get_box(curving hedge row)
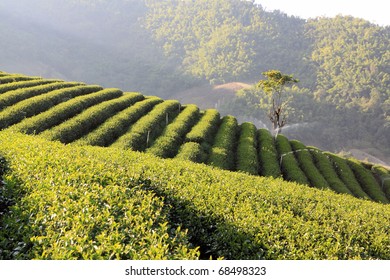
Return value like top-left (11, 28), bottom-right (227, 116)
top-left (111, 100), bottom-right (181, 151)
top-left (289, 140), bottom-right (330, 190)
top-left (39, 90), bottom-right (142, 144)
top-left (257, 129), bottom-right (281, 178)
top-left (0, 85), bottom-right (102, 130)
top-left (0, 81), bottom-right (83, 110)
top-left (0, 75), bottom-right (40, 84)
top-left (308, 148), bottom-right (352, 195)
top-left (207, 115), bottom-right (238, 171)
top-left (146, 105), bottom-right (200, 158)
top-left (346, 159), bottom-right (389, 204)
top-left (275, 135), bottom-right (309, 185)
top-left (325, 153), bottom-right (370, 200)
top-left (75, 97), bottom-right (163, 147)
top-left (371, 165), bottom-right (390, 200)
top-left (236, 122), bottom-right (259, 175)
top-left (175, 142), bottom-right (205, 163)
top-left (0, 79), bottom-right (63, 95)
top-left (11, 88), bottom-right (128, 135)
top-left (184, 109), bottom-right (221, 144)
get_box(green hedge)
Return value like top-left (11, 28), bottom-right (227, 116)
top-left (0, 132), bottom-right (199, 260)
top-left (371, 165), bottom-right (390, 200)
top-left (111, 100), bottom-right (181, 151)
top-left (146, 105), bottom-right (200, 158)
top-left (39, 90), bottom-right (142, 144)
top-left (275, 135), bottom-right (309, 185)
top-left (11, 88), bottom-right (128, 135)
top-left (236, 122), bottom-right (259, 175)
top-left (325, 153), bottom-right (371, 200)
top-left (257, 129), bottom-right (281, 178)
top-left (175, 142), bottom-right (206, 163)
top-left (346, 159), bottom-right (389, 204)
top-left (308, 148), bottom-right (352, 195)
top-left (290, 140), bottom-right (330, 190)
top-left (0, 85), bottom-right (102, 129)
top-left (184, 109), bottom-right (221, 144)
top-left (1, 131), bottom-right (389, 259)
top-left (0, 75), bottom-right (40, 84)
top-left (0, 81), bottom-right (83, 110)
top-left (75, 97), bottom-right (163, 147)
top-left (0, 79), bottom-right (63, 95)
top-left (207, 115), bottom-right (238, 171)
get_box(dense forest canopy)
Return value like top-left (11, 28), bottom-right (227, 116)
top-left (0, 0), bottom-right (389, 159)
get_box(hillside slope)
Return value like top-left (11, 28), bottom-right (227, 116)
top-left (0, 131), bottom-right (389, 259)
top-left (0, 71), bottom-right (389, 204)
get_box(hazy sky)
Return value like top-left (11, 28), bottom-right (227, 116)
top-left (256, 0), bottom-right (389, 26)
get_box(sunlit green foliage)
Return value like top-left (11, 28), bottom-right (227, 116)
top-left (290, 140), bottom-right (330, 190)
top-left (308, 147), bottom-right (352, 195)
top-left (346, 159), bottom-right (389, 204)
top-left (0, 132), bottom-right (199, 260)
top-left (111, 100), bottom-right (181, 151)
top-left (11, 89), bottom-right (130, 135)
top-left (0, 79), bottom-right (62, 95)
top-left (0, 81), bottom-right (83, 110)
top-left (257, 129), bottom-right (281, 178)
top-left (175, 142), bottom-right (205, 163)
top-left (275, 134), bottom-right (309, 185)
top-left (75, 97), bottom-right (163, 147)
top-left (371, 165), bottom-right (390, 200)
top-left (1, 131), bottom-right (389, 260)
top-left (326, 153), bottom-right (371, 200)
top-left (38, 89), bottom-right (130, 143)
top-left (0, 74), bottom-right (40, 84)
top-left (146, 104), bottom-right (200, 158)
top-left (236, 122), bottom-right (259, 175)
top-left (0, 85), bottom-right (102, 129)
top-left (207, 115), bottom-right (238, 170)
top-left (184, 109), bottom-right (220, 144)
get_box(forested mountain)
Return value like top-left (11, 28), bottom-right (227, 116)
top-left (0, 0), bottom-right (389, 160)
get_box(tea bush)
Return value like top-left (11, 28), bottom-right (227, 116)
top-left (175, 142), bottom-right (206, 163)
top-left (0, 85), bottom-right (102, 129)
top-left (184, 109), bottom-right (220, 144)
top-left (308, 148), bottom-right (352, 195)
top-left (0, 81), bottom-right (83, 110)
top-left (0, 74), bottom-right (39, 84)
top-left (147, 105), bottom-right (200, 158)
top-left (371, 165), bottom-right (390, 200)
top-left (207, 115), bottom-right (238, 171)
top-left (0, 79), bottom-right (63, 95)
top-left (75, 97), bottom-right (162, 147)
top-left (275, 135), bottom-right (309, 185)
top-left (290, 140), bottom-right (330, 190)
top-left (12, 89), bottom-right (130, 135)
top-left (38, 91), bottom-right (143, 143)
top-left (257, 129), bottom-right (281, 178)
top-left (326, 153), bottom-right (371, 199)
top-left (347, 159), bottom-right (389, 204)
top-left (236, 122), bottom-right (259, 175)
top-left (1, 131), bottom-right (389, 259)
top-left (111, 100), bottom-right (180, 151)
top-left (0, 132), bottom-right (199, 260)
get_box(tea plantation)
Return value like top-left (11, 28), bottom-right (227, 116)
top-left (0, 71), bottom-right (389, 259)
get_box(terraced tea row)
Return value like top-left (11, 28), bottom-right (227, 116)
top-left (0, 72), bottom-right (388, 204)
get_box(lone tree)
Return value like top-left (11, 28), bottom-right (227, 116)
top-left (256, 70), bottom-right (299, 136)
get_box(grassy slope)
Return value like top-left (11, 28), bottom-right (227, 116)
top-left (0, 131), bottom-right (389, 260)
